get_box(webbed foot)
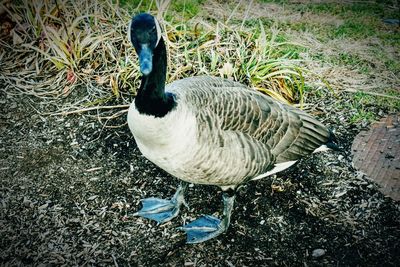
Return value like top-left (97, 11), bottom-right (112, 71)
top-left (180, 215), bottom-right (225, 243)
top-left (180, 193), bottom-right (236, 244)
top-left (134, 182), bottom-right (188, 224)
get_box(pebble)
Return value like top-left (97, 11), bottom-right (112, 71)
top-left (23, 197), bottom-right (32, 207)
top-left (312, 248), bottom-right (326, 258)
top-left (88, 195), bottom-right (98, 201)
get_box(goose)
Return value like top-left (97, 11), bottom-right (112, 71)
top-left (127, 13), bottom-right (338, 244)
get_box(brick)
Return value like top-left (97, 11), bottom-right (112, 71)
top-left (351, 114), bottom-right (400, 201)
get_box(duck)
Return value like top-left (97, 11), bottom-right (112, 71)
top-left (127, 13), bottom-right (338, 244)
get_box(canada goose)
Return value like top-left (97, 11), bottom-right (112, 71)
top-left (127, 13), bottom-right (338, 244)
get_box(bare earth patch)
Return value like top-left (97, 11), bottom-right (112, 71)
top-left (1, 89), bottom-right (399, 266)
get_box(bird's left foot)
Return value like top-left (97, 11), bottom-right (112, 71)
top-left (180, 215), bottom-right (227, 244)
top-left (134, 197), bottom-right (182, 223)
top-left (134, 182), bottom-right (188, 224)
top-left (180, 193), bottom-right (236, 244)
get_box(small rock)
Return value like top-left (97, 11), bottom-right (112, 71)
top-left (88, 195), bottom-right (98, 201)
top-left (23, 197), bottom-right (32, 207)
top-left (312, 248), bottom-right (326, 258)
top-left (38, 203), bottom-right (49, 210)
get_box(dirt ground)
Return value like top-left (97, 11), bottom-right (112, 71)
top-left (1, 87), bottom-right (399, 266)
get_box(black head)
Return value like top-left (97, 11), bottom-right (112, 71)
top-left (128, 13), bottom-right (162, 75)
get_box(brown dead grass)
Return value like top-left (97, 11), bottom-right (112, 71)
top-left (289, 31), bottom-right (399, 92)
top-left (202, 0), bottom-right (399, 96)
top-left (203, 1), bottom-right (344, 27)
top-left (1, 0), bottom-right (309, 113)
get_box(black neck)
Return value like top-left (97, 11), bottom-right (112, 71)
top-left (135, 39), bottom-right (176, 117)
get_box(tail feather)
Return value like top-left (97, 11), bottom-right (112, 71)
top-left (326, 130), bottom-right (341, 151)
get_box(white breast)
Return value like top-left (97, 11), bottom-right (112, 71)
top-left (127, 100), bottom-right (198, 177)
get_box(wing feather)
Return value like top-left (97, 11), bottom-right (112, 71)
top-left (167, 76), bottom-right (330, 167)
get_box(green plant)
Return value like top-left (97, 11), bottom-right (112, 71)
top-left (0, 0), bottom-right (321, 107)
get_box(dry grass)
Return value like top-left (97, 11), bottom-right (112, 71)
top-left (0, 0), bottom-right (309, 114)
top-left (1, 0), bottom-right (398, 114)
top-left (288, 32), bottom-right (400, 95)
top-left (165, 18), bottom-right (306, 104)
top-left (1, 0), bottom-right (135, 103)
top-left (204, 1), bottom-right (399, 104)
top-left (203, 1), bottom-right (344, 28)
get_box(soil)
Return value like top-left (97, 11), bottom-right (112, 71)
top-left (1, 88), bottom-right (399, 266)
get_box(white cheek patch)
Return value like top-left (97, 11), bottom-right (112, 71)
top-left (154, 17), bottom-right (162, 47)
top-left (127, 19), bottom-right (132, 43)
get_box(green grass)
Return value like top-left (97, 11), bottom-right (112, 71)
top-left (264, 0), bottom-right (400, 82)
top-left (310, 51), bottom-right (374, 75)
top-left (118, 0), bottom-right (156, 12)
top-left (232, 20), bottom-right (309, 60)
top-left (354, 90), bottom-right (400, 108)
top-left (379, 31), bottom-right (400, 47)
top-left (261, 0), bottom-right (397, 26)
top-left (171, 0), bottom-right (205, 18)
top-left (349, 92), bottom-right (378, 123)
top-left (350, 110), bottom-right (376, 124)
top-left (280, 1), bottom-right (399, 43)
top-left (285, 18), bottom-right (380, 41)
top-left (119, 0), bottom-right (204, 19)
top-left (333, 53), bottom-right (372, 74)
top-left (330, 20), bottom-right (377, 39)
top-left (293, 1), bottom-right (398, 18)
top-left (342, 91), bottom-right (400, 124)
top-left (259, 0), bottom-right (289, 4)
top-left (385, 59), bottom-right (400, 73)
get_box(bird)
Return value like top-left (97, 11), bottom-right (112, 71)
top-left (127, 13), bottom-right (338, 244)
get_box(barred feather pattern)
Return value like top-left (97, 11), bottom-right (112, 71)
top-left (128, 76), bottom-right (330, 188)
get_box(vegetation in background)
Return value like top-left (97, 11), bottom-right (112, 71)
top-left (0, 0), bottom-right (398, 115)
top-left (264, 0), bottom-right (400, 117)
top-left (0, 0), bottom-right (310, 108)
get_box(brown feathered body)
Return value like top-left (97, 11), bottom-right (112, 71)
top-left (128, 76), bottom-right (331, 190)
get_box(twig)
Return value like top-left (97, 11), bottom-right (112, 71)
top-left (240, 0), bottom-right (253, 30)
top-left (49, 104), bottom-right (130, 116)
top-left (226, 0), bottom-right (244, 25)
top-left (97, 112), bottom-right (129, 120)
